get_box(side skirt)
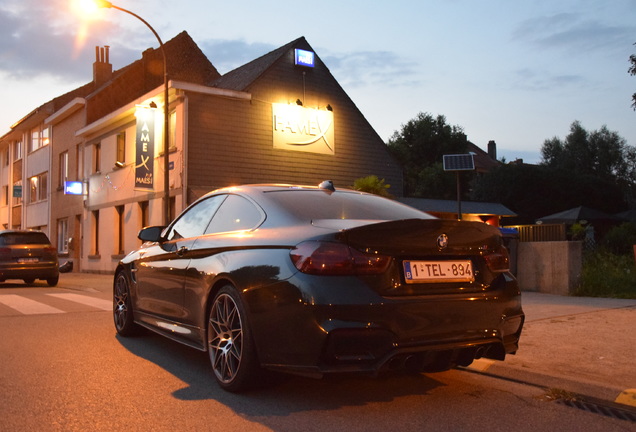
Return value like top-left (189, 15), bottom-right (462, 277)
top-left (135, 311), bottom-right (206, 352)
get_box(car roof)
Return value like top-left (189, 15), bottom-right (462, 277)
top-left (209, 183), bottom-right (349, 194)
top-left (0, 229), bottom-right (47, 235)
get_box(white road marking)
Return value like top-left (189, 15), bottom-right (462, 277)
top-left (46, 293), bottom-right (112, 311)
top-left (0, 295), bottom-right (65, 315)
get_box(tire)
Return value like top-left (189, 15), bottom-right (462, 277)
top-left (47, 276), bottom-right (59, 287)
top-left (208, 284), bottom-right (261, 392)
top-left (113, 271), bottom-right (139, 336)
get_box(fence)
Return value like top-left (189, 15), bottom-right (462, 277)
top-left (504, 224), bottom-right (566, 242)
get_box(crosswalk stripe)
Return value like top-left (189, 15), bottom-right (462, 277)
top-left (45, 293), bottom-right (112, 311)
top-left (0, 294), bottom-right (65, 315)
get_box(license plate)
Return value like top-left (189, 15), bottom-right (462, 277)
top-left (18, 258), bottom-right (39, 264)
top-left (403, 260), bottom-right (474, 283)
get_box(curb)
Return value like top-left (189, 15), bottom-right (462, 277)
top-left (463, 359), bottom-right (636, 411)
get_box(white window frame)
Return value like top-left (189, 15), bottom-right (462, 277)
top-left (28, 173), bottom-right (48, 203)
top-left (59, 151), bottom-right (69, 188)
top-left (57, 218), bottom-right (69, 254)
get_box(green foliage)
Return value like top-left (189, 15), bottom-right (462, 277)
top-left (387, 112), bottom-right (470, 199)
top-left (544, 121), bottom-right (636, 209)
top-left (601, 222), bottom-right (636, 255)
top-left (575, 250), bottom-right (636, 298)
top-left (569, 223), bottom-right (586, 240)
top-left (472, 120), bottom-right (635, 222)
top-left (412, 163), bottom-right (458, 200)
top-left (352, 175), bottom-right (391, 197)
top-left (470, 163), bottom-right (626, 223)
top-left (540, 121), bottom-right (636, 201)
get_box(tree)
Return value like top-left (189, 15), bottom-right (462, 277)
top-left (630, 43), bottom-right (636, 110)
top-left (472, 121), bottom-right (635, 222)
top-left (541, 121), bottom-right (630, 183)
top-left (352, 175), bottom-right (391, 197)
top-left (470, 163), bottom-right (626, 223)
top-left (387, 112), bottom-right (469, 198)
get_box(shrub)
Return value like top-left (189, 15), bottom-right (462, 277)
top-left (352, 175), bottom-right (392, 197)
top-left (575, 250), bottom-right (636, 298)
top-left (601, 222), bottom-right (636, 255)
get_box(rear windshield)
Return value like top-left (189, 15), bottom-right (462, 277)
top-left (0, 232), bottom-right (51, 246)
top-left (263, 190), bottom-right (434, 221)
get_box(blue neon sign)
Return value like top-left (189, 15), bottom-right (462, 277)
top-left (64, 181), bottom-right (83, 195)
top-left (295, 49), bottom-right (315, 68)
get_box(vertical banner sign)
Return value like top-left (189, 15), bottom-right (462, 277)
top-left (135, 107), bottom-right (155, 189)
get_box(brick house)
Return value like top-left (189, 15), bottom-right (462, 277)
top-left (0, 32), bottom-right (403, 273)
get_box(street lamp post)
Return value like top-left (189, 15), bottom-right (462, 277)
top-left (93, 0), bottom-right (171, 225)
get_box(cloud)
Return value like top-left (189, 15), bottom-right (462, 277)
top-left (513, 68), bottom-right (586, 92)
top-left (513, 12), bottom-right (633, 55)
top-left (321, 50), bottom-right (421, 89)
top-left (197, 39), bottom-right (421, 89)
top-left (0, 0), bottom-right (152, 82)
top-left (198, 39), bottom-right (276, 74)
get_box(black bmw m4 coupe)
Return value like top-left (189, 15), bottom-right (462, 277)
top-left (113, 182), bottom-right (524, 392)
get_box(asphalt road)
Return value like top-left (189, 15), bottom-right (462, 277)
top-left (0, 277), bottom-right (634, 431)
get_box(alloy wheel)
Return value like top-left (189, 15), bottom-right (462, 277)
top-left (113, 273), bottom-right (135, 335)
top-left (208, 293), bottom-right (243, 384)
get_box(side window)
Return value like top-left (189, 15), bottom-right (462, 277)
top-left (205, 195), bottom-right (263, 234)
top-left (167, 195), bottom-right (225, 241)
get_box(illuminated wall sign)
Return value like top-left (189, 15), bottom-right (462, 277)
top-left (134, 107), bottom-right (155, 189)
top-left (64, 181), bottom-right (83, 195)
top-left (294, 49), bottom-right (315, 67)
top-left (272, 103), bottom-right (334, 155)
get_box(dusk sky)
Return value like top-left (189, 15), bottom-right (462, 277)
top-left (1, 0), bottom-right (635, 164)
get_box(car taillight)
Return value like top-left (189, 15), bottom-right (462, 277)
top-left (290, 241), bottom-right (391, 275)
top-left (483, 245), bottom-right (510, 272)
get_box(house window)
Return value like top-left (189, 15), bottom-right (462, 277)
top-left (139, 200), bottom-right (148, 227)
top-left (138, 201), bottom-right (148, 245)
top-left (91, 210), bottom-right (99, 256)
top-left (116, 205), bottom-right (124, 255)
top-left (57, 218), bottom-right (69, 254)
top-left (59, 151), bottom-right (69, 188)
top-left (2, 185), bottom-right (8, 206)
top-left (116, 132), bottom-right (126, 165)
top-left (13, 141), bottom-right (22, 161)
top-left (76, 144), bottom-right (83, 180)
top-left (3, 147), bottom-right (9, 166)
top-left (169, 196), bottom-right (176, 223)
top-left (28, 173), bottom-right (48, 203)
top-left (29, 126), bottom-right (50, 153)
top-left (93, 143), bottom-right (101, 174)
top-left (170, 110), bottom-right (177, 150)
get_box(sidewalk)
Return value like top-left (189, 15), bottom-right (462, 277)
top-left (466, 291), bottom-right (636, 410)
top-left (59, 272), bottom-right (636, 408)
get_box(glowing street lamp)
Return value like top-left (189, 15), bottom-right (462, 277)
top-left (86, 0), bottom-right (171, 225)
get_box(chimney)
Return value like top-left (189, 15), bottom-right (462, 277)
top-left (487, 140), bottom-right (497, 160)
top-left (93, 45), bottom-right (113, 87)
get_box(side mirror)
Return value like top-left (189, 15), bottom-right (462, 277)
top-left (138, 226), bottom-right (166, 242)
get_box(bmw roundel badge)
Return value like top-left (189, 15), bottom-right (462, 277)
top-left (437, 233), bottom-right (449, 249)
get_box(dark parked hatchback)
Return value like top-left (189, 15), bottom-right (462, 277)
top-left (0, 230), bottom-right (59, 286)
